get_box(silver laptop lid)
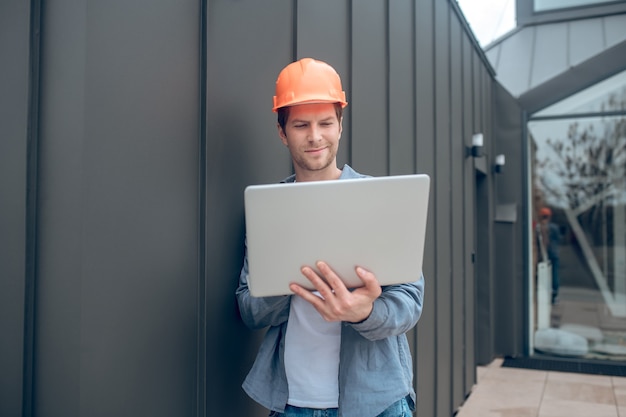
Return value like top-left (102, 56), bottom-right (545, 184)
top-left (244, 174), bottom-right (430, 297)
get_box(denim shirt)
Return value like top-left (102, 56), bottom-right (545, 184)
top-left (236, 165), bottom-right (425, 417)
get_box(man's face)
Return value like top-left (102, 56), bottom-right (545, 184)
top-left (278, 103), bottom-right (342, 179)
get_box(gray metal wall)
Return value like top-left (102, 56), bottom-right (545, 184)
top-left (0, 1), bottom-right (31, 416)
top-left (493, 83), bottom-right (525, 357)
top-left (0, 1), bottom-right (523, 416)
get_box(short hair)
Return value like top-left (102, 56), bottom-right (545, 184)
top-left (277, 103), bottom-right (344, 132)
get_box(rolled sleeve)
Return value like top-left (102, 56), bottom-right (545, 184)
top-left (350, 276), bottom-right (424, 340)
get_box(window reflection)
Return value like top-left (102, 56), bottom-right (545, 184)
top-left (529, 74), bottom-right (626, 360)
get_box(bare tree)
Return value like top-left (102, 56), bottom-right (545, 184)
top-left (535, 88), bottom-right (626, 217)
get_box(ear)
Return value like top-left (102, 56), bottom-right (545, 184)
top-left (277, 123), bottom-right (288, 146)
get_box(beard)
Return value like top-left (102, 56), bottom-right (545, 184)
top-left (291, 145), bottom-right (338, 174)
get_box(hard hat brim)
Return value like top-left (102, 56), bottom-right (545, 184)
top-left (272, 96), bottom-right (348, 113)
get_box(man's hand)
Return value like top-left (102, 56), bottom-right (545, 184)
top-left (289, 261), bottom-right (382, 323)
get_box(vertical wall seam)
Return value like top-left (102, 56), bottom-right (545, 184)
top-left (291, 0), bottom-right (298, 177)
top-left (22, 1), bottom-right (43, 416)
top-left (348, 0), bottom-right (354, 166)
top-left (447, 5), bottom-right (456, 412)
top-left (412, 0), bottom-right (417, 174)
top-left (431, 0), bottom-right (438, 414)
top-left (197, 0), bottom-right (208, 416)
top-left (386, 0), bottom-right (390, 176)
top-left (459, 23), bottom-right (465, 396)
top-left (292, 0), bottom-right (298, 60)
top-left (447, 4), bottom-right (453, 409)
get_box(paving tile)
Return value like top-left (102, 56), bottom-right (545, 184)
top-left (548, 369), bottom-right (619, 409)
top-left (613, 377), bottom-right (626, 388)
top-left (538, 399), bottom-right (618, 417)
top-left (548, 370), bottom-right (613, 386)
top-left (456, 404), bottom-right (538, 417)
top-left (482, 366), bottom-right (548, 384)
top-left (476, 366), bottom-right (490, 382)
top-left (455, 377), bottom-right (545, 416)
top-left (543, 378), bottom-right (616, 405)
top-left (457, 362), bottom-right (624, 417)
top-left (614, 385), bottom-right (626, 407)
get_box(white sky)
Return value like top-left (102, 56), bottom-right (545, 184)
top-left (457, 0), bottom-right (517, 46)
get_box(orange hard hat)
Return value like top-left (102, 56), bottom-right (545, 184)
top-left (272, 58), bottom-right (348, 112)
top-left (540, 207), bottom-right (552, 217)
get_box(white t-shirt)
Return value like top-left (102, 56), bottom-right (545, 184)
top-left (284, 294), bottom-right (341, 408)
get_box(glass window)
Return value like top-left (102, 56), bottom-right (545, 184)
top-left (534, 0), bottom-right (614, 12)
top-left (529, 108), bottom-right (626, 360)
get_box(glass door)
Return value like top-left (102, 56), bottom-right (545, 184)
top-left (528, 70), bottom-right (626, 360)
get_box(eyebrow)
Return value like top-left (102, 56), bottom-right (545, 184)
top-left (290, 116), bottom-right (336, 124)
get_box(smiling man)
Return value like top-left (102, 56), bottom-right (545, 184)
top-left (236, 58), bottom-right (425, 417)
top-left (278, 102), bottom-right (342, 181)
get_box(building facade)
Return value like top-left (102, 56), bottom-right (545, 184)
top-left (1, 1), bottom-right (524, 416)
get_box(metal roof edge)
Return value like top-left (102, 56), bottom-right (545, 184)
top-left (450, 0), bottom-right (497, 77)
top-left (485, 10), bottom-right (626, 52)
top-left (518, 40), bottom-right (626, 113)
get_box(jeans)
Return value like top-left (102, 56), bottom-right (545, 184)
top-left (269, 397), bottom-right (411, 417)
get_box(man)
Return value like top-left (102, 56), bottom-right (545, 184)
top-left (539, 207), bottom-right (561, 304)
top-left (236, 58), bottom-right (425, 417)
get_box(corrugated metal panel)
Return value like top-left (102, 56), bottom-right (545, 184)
top-left (495, 26), bottom-right (536, 97)
top-left (35, 1), bottom-right (201, 416)
top-left (434, 0), bottom-right (453, 414)
top-left (530, 23), bottom-right (569, 88)
top-left (414, 0), bottom-right (437, 415)
top-left (462, 33), bottom-right (478, 401)
top-left (351, 0), bottom-right (388, 176)
top-left (486, 13), bottom-right (626, 110)
top-left (0, 1), bottom-right (30, 416)
top-left (296, 0), bottom-right (352, 168)
top-left (569, 18), bottom-right (605, 66)
top-left (450, 10), bottom-right (467, 411)
top-left (205, 1), bottom-right (294, 415)
top-left (389, 0), bottom-right (416, 175)
top-left (604, 13), bottom-right (626, 47)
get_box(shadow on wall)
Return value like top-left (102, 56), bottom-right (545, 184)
top-left (205, 106), bottom-right (275, 415)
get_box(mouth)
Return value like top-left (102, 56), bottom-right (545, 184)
top-left (305, 146), bottom-right (327, 154)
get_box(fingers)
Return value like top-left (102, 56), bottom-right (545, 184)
top-left (315, 261), bottom-right (349, 295)
top-left (289, 282), bottom-right (324, 307)
top-left (292, 262), bottom-right (381, 323)
top-left (298, 262), bottom-right (379, 295)
top-left (355, 266), bottom-right (382, 297)
top-left (289, 263), bottom-right (334, 306)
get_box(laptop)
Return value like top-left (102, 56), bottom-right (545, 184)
top-left (243, 174), bottom-right (430, 297)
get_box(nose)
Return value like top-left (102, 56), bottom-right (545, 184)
top-left (308, 124), bottom-right (322, 142)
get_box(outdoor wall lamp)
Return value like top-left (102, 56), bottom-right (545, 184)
top-left (466, 133), bottom-right (483, 158)
top-left (494, 154), bottom-right (506, 173)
